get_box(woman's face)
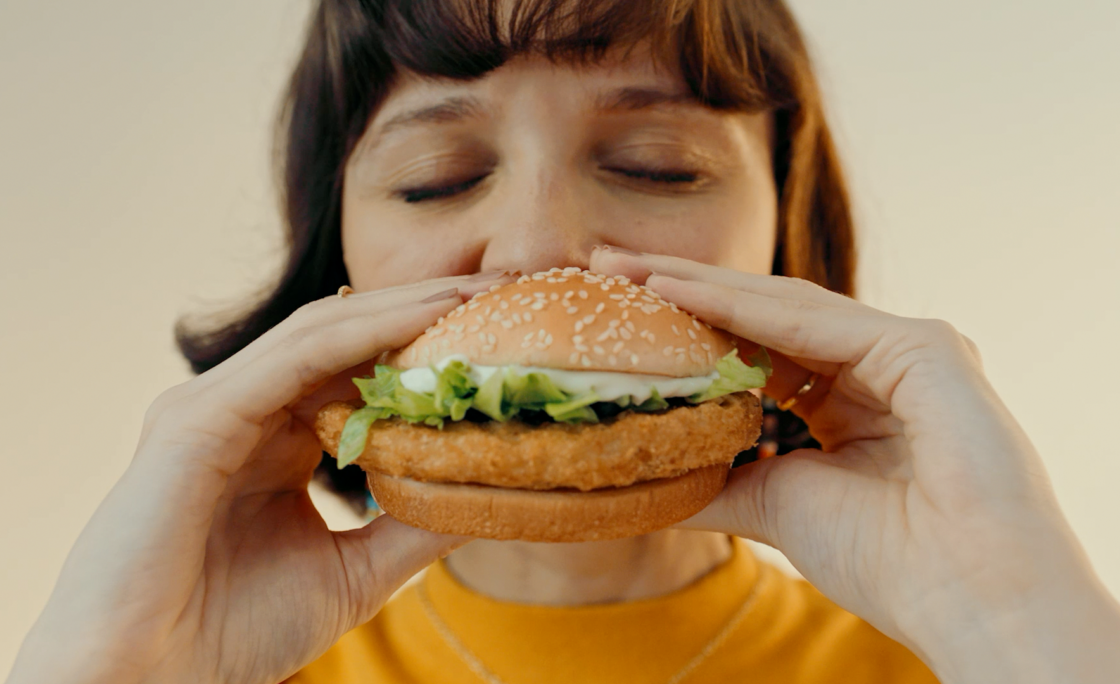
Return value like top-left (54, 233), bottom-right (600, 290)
top-left (341, 46), bottom-right (778, 289)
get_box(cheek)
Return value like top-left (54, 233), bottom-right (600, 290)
top-left (340, 197), bottom-right (483, 291)
top-left (602, 193), bottom-right (778, 276)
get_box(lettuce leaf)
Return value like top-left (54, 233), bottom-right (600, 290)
top-left (687, 347), bottom-right (772, 403)
top-left (336, 349), bottom-right (771, 468)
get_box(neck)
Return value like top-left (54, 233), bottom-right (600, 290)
top-left (444, 530), bottom-right (732, 605)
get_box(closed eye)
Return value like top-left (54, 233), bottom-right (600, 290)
top-left (605, 167), bottom-right (701, 184)
top-left (396, 174), bottom-right (488, 203)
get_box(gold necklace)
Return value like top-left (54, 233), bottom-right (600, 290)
top-left (416, 564), bottom-right (771, 684)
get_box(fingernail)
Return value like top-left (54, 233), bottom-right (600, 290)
top-left (421, 288), bottom-right (461, 303)
top-left (603, 244), bottom-right (643, 256)
top-left (467, 270), bottom-right (509, 282)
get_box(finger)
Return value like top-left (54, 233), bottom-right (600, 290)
top-left (215, 295), bottom-right (465, 426)
top-left (589, 246), bottom-right (864, 310)
top-left (333, 516), bottom-right (470, 631)
top-left (193, 271), bottom-right (517, 391)
top-left (644, 274), bottom-right (885, 366)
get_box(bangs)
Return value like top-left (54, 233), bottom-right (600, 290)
top-left (370, 0), bottom-right (794, 111)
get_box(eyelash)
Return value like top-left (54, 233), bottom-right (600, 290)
top-left (397, 167), bottom-right (700, 203)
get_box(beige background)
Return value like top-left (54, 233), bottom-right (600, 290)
top-left (2, 0), bottom-right (1118, 674)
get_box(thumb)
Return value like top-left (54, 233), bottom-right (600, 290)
top-left (675, 459), bottom-right (784, 548)
top-left (332, 515), bottom-right (470, 630)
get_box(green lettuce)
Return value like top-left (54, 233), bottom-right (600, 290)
top-left (336, 349), bottom-right (771, 467)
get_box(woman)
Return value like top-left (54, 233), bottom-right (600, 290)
top-left (8, 1), bottom-right (1119, 683)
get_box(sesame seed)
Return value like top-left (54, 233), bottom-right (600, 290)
top-left (524, 312), bottom-right (533, 322)
top-left (600, 284), bottom-right (610, 291)
top-left (478, 333), bottom-right (488, 342)
top-left (567, 306), bottom-right (579, 314)
top-left (512, 313), bottom-right (522, 324)
top-left (613, 341), bottom-right (625, 353)
top-left (565, 291), bottom-right (575, 299)
top-left (619, 328), bottom-right (632, 340)
top-left (641, 295), bottom-right (656, 303)
top-left (593, 345), bottom-right (605, 355)
top-left (621, 310), bottom-right (630, 320)
top-left (534, 292), bottom-right (546, 298)
top-left (624, 321), bottom-right (635, 332)
top-left (490, 312), bottom-right (502, 322)
top-left (518, 275), bottom-right (531, 284)
top-left (669, 303), bottom-right (680, 313)
top-left (538, 329), bottom-right (547, 338)
top-left (583, 314), bottom-right (595, 325)
top-left (608, 355), bottom-right (618, 366)
top-left (530, 301), bottom-right (546, 311)
top-left (630, 353), bottom-right (640, 365)
top-left (499, 300), bottom-right (509, 310)
top-left (595, 302), bottom-right (606, 313)
top-left (677, 353), bottom-right (687, 362)
top-left (575, 321), bottom-right (585, 333)
top-left (563, 266), bottom-right (581, 274)
top-left (692, 319), bottom-right (702, 330)
top-left (549, 267), bottom-right (562, 273)
top-left (487, 333), bottom-right (496, 344)
top-left (521, 340), bottom-right (533, 349)
top-left (605, 277), bottom-right (616, 286)
top-left (468, 302), bottom-right (480, 310)
top-left (437, 316), bottom-right (445, 324)
top-left (524, 332), bottom-right (535, 341)
top-left (578, 290), bottom-right (589, 299)
top-left (701, 342), bottom-right (711, 350)
top-left (489, 284), bottom-right (501, 292)
top-left (626, 293), bottom-right (637, 299)
top-left (569, 352), bottom-right (580, 364)
top-left (663, 346), bottom-right (673, 356)
top-left (596, 330), bottom-right (612, 342)
top-left (638, 330), bottom-right (648, 339)
top-left (581, 354), bottom-right (592, 367)
top-left (609, 294), bottom-right (625, 300)
top-left (687, 329), bottom-right (698, 340)
top-left (608, 320), bottom-right (621, 328)
top-left (550, 293), bottom-right (560, 301)
top-left (617, 276), bottom-right (630, 285)
top-left (501, 320), bottom-right (513, 329)
top-left (545, 333), bottom-right (553, 344)
top-left (672, 325), bottom-right (681, 336)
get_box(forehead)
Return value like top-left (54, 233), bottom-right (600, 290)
top-left (371, 44), bottom-right (693, 128)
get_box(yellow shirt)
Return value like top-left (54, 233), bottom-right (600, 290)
top-left (289, 540), bottom-right (937, 683)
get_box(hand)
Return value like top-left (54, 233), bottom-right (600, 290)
top-left (7, 273), bottom-right (514, 684)
top-left (592, 248), bottom-right (1120, 684)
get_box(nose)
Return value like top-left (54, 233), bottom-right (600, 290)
top-left (476, 167), bottom-right (601, 275)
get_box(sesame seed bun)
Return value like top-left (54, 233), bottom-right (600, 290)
top-left (387, 267), bottom-right (738, 376)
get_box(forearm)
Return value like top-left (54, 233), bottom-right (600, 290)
top-left (908, 577), bottom-right (1120, 684)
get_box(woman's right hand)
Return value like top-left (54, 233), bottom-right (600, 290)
top-left (7, 273), bottom-right (513, 684)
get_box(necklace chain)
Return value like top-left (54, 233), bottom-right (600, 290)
top-left (416, 564), bottom-right (770, 684)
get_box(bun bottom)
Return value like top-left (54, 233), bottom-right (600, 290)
top-left (368, 464), bottom-right (729, 542)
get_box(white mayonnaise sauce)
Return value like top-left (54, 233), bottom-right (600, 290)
top-left (398, 354), bottom-right (718, 404)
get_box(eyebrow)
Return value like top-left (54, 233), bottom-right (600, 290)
top-left (366, 85), bottom-right (701, 149)
top-left (594, 86), bottom-right (700, 112)
top-left (375, 96), bottom-right (486, 135)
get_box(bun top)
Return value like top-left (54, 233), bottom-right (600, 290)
top-left (392, 268), bottom-right (737, 377)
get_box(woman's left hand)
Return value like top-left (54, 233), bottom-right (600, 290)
top-left (591, 247), bottom-right (1120, 684)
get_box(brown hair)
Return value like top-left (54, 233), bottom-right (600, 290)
top-left (177, 0), bottom-right (855, 371)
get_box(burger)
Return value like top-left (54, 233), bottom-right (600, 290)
top-left (314, 267), bottom-right (770, 542)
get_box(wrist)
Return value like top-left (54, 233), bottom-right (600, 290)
top-left (900, 573), bottom-right (1120, 684)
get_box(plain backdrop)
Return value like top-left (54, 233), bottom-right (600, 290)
top-left (2, 0), bottom-right (1118, 674)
